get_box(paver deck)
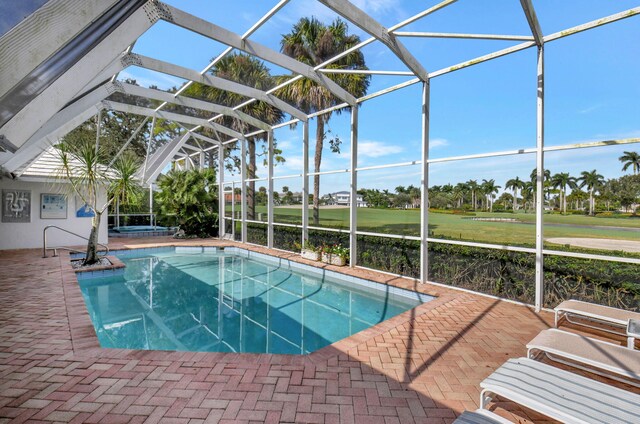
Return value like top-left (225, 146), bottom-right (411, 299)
top-left (0, 237), bottom-right (631, 423)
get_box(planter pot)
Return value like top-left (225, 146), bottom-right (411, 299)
top-left (321, 253), bottom-right (346, 266)
top-left (301, 249), bottom-right (320, 261)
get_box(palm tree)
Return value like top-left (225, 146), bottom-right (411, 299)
top-left (481, 179), bottom-right (501, 212)
top-left (619, 151), bottom-right (640, 175)
top-left (407, 184), bottom-right (421, 208)
top-left (520, 181), bottom-right (534, 213)
top-left (56, 140), bottom-right (141, 265)
top-left (529, 168), bottom-right (551, 211)
top-left (453, 183), bottom-right (466, 208)
top-left (466, 179), bottom-right (479, 211)
top-left (184, 53), bottom-right (284, 220)
top-left (505, 177), bottom-right (524, 212)
top-left (550, 172), bottom-right (577, 215)
top-left (579, 169), bottom-right (604, 216)
top-left (278, 17), bottom-right (370, 225)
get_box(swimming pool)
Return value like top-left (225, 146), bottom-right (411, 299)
top-left (78, 247), bottom-right (432, 354)
top-left (109, 225), bottom-right (175, 238)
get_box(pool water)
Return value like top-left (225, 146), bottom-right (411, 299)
top-left (78, 248), bottom-right (429, 354)
top-left (111, 225), bottom-right (168, 233)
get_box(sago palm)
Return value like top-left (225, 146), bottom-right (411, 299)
top-left (277, 17), bottom-right (370, 224)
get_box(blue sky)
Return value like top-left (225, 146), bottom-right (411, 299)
top-left (120, 0), bottom-right (640, 195)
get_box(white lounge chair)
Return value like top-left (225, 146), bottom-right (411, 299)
top-left (480, 358), bottom-right (640, 423)
top-left (527, 328), bottom-right (640, 387)
top-left (554, 299), bottom-right (640, 340)
top-left (453, 410), bottom-right (512, 424)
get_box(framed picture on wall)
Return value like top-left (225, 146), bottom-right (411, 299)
top-left (75, 196), bottom-right (95, 218)
top-left (1, 189), bottom-right (31, 223)
top-left (41, 193), bottom-right (67, 219)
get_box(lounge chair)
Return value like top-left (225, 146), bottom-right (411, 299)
top-left (554, 299), bottom-right (640, 340)
top-left (628, 318), bottom-right (640, 349)
top-left (527, 328), bottom-right (640, 387)
top-left (453, 410), bottom-right (512, 424)
top-left (480, 357), bottom-right (640, 423)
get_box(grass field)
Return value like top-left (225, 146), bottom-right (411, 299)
top-left (227, 206), bottom-right (640, 249)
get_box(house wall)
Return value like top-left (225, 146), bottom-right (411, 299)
top-left (0, 179), bottom-right (108, 250)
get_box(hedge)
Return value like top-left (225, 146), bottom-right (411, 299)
top-left (236, 223), bottom-right (639, 311)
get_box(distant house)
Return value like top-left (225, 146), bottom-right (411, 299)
top-left (279, 191), bottom-right (304, 204)
top-left (224, 193), bottom-right (242, 203)
top-left (323, 191), bottom-right (367, 207)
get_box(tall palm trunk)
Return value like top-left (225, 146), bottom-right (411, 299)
top-left (85, 211), bottom-right (102, 265)
top-left (512, 188), bottom-right (517, 212)
top-left (247, 140), bottom-right (256, 220)
top-left (589, 188), bottom-right (594, 216)
top-left (313, 119), bottom-right (324, 225)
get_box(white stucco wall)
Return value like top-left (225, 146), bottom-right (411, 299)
top-left (0, 178), bottom-right (108, 250)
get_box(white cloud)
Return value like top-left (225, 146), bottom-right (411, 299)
top-left (578, 104), bottom-right (602, 114)
top-left (429, 138), bottom-right (449, 149)
top-left (358, 140), bottom-right (404, 158)
top-left (351, 0), bottom-right (401, 14)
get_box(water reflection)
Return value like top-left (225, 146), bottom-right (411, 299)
top-left (79, 252), bottom-right (423, 354)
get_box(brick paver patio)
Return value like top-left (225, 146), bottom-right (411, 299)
top-left (1, 237), bottom-right (631, 423)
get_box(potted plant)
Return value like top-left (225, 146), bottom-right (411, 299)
top-left (321, 244), bottom-right (349, 266)
top-left (295, 241), bottom-right (320, 261)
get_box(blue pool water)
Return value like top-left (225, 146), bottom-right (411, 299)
top-left (78, 247), bottom-right (430, 354)
top-left (111, 225), bottom-right (168, 233)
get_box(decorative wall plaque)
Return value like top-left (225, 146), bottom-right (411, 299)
top-left (2, 189), bottom-right (31, 223)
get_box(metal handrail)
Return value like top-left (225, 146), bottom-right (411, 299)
top-left (43, 225), bottom-right (109, 258)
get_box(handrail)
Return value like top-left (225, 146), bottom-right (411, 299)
top-left (43, 225), bottom-right (109, 258)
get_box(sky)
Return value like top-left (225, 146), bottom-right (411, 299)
top-left (115, 0), bottom-right (640, 195)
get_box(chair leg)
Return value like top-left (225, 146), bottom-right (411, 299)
top-left (480, 389), bottom-right (492, 409)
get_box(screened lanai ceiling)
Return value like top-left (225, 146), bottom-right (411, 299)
top-left (0, 0), bottom-right (638, 182)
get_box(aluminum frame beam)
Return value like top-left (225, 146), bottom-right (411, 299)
top-left (420, 81), bottom-right (430, 283)
top-left (160, 2), bottom-right (357, 106)
top-left (267, 131), bottom-right (274, 248)
top-left (0, 0), bottom-right (120, 98)
top-left (302, 122), bottom-right (309, 245)
top-left (124, 53), bottom-right (308, 122)
top-left (534, 46), bottom-right (545, 311)
top-left (1, 83), bottom-right (114, 172)
top-left (116, 82), bottom-right (272, 131)
top-left (143, 132), bottom-right (191, 183)
top-left (349, 106), bottom-right (358, 267)
top-left (101, 100), bottom-right (243, 140)
top-left (394, 31), bottom-right (534, 41)
top-left (318, 0), bottom-right (429, 80)
top-left (0, 2), bottom-right (158, 152)
top-left (519, 0), bottom-right (544, 46)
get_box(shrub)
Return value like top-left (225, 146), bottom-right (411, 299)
top-left (156, 168), bottom-right (218, 237)
top-left (239, 225), bottom-right (639, 311)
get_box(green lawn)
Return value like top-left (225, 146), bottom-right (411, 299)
top-left (227, 206), bottom-right (640, 248)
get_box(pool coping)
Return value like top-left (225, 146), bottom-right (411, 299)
top-left (60, 240), bottom-right (458, 367)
